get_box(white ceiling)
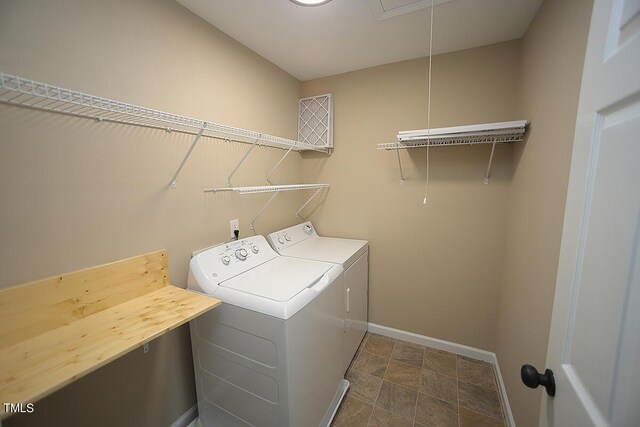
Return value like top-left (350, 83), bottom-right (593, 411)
top-left (177, 0), bottom-right (542, 81)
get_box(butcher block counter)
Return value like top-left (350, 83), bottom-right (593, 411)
top-left (0, 249), bottom-right (220, 420)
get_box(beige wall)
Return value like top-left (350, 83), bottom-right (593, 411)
top-left (301, 40), bottom-right (521, 351)
top-left (0, 0), bottom-right (304, 425)
top-left (0, 0), bottom-right (595, 425)
top-left (495, 0), bottom-right (593, 425)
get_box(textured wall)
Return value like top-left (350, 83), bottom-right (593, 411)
top-left (301, 41), bottom-right (521, 351)
top-left (0, 0), bottom-right (305, 425)
top-left (495, 0), bottom-right (593, 425)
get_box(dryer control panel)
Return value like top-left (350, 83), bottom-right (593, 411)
top-left (267, 221), bottom-right (318, 252)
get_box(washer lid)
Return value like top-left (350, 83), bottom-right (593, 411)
top-left (220, 256), bottom-right (332, 302)
top-left (281, 236), bottom-right (368, 268)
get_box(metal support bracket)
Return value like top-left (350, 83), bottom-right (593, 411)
top-left (227, 135), bottom-right (261, 187)
top-left (250, 192), bottom-right (280, 231)
top-left (296, 187), bottom-right (324, 220)
top-left (483, 140), bottom-right (498, 184)
top-left (396, 148), bottom-right (405, 185)
top-left (266, 144), bottom-right (294, 184)
top-left (169, 123), bottom-right (207, 188)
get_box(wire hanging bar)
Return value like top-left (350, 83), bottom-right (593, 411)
top-left (203, 183), bottom-right (330, 194)
top-left (0, 72), bottom-right (328, 153)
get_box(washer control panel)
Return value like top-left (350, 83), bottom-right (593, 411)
top-left (190, 235), bottom-right (277, 289)
top-left (267, 221), bottom-right (318, 252)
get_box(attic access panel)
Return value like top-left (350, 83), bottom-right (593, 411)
top-left (367, 0), bottom-right (454, 21)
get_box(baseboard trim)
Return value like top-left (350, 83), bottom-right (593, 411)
top-left (367, 322), bottom-right (516, 427)
top-left (170, 404), bottom-right (198, 427)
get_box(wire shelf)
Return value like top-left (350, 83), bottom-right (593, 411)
top-left (203, 183), bottom-right (330, 194)
top-left (377, 120), bottom-right (527, 150)
top-left (0, 72), bottom-right (327, 152)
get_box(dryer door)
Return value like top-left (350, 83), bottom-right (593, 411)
top-left (343, 251), bottom-right (369, 372)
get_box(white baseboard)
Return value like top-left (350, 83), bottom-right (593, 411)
top-left (170, 404), bottom-right (198, 427)
top-left (367, 322), bottom-right (516, 427)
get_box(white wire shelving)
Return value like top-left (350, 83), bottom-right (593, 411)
top-left (377, 120), bottom-right (528, 184)
top-left (204, 184), bottom-right (330, 231)
top-left (203, 183), bottom-right (330, 194)
top-left (0, 72), bottom-right (329, 187)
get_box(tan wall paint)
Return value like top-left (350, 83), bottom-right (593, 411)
top-left (496, 0), bottom-right (593, 425)
top-left (0, 0), bottom-right (304, 425)
top-left (301, 41), bottom-right (521, 351)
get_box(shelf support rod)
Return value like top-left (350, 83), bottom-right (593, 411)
top-left (266, 144), bottom-right (295, 184)
top-left (227, 135), bottom-right (261, 187)
top-left (296, 187), bottom-right (325, 220)
top-left (483, 140), bottom-right (498, 184)
top-left (170, 123), bottom-right (207, 188)
top-left (250, 192), bottom-right (280, 231)
top-left (396, 148), bottom-right (405, 185)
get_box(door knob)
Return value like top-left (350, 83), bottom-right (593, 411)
top-left (521, 364), bottom-right (555, 396)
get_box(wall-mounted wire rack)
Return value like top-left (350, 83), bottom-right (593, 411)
top-left (377, 120), bottom-right (528, 184)
top-left (0, 72), bottom-right (330, 188)
top-left (204, 184), bottom-right (330, 231)
top-left (204, 184), bottom-right (330, 194)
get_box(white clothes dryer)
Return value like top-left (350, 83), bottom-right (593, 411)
top-left (188, 235), bottom-right (348, 427)
top-left (267, 222), bottom-right (369, 373)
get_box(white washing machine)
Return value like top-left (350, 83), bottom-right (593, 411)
top-left (267, 222), bottom-right (369, 373)
top-left (188, 235), bottom-right (348, 427)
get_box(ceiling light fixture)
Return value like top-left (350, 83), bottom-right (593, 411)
top-left (289, 0), bottom-right (333, 6)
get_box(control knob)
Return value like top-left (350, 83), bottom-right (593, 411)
top-left (235, 248), bottom-right (248, 261)
top-left (303, 224), bottom-right (313, 235)
top-left (221, 255), bottom-right (231, 265)
top-left (251, 245), bottom-right (259, 254)
top-left (278, 236), bottom-right (284, 244)
top-left (285, 235), bottom-right (291, 242)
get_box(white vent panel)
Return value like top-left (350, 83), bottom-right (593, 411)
top-left (298, 94), bottom-right (333, 150)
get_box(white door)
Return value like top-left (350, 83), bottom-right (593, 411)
top-left (540, 0), bottom-right (640, 425)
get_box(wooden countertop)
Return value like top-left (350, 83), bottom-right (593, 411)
top-left (0, 250), bottom-right (220, 419)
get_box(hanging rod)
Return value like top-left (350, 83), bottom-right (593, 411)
top-left (203, 184), bottom-right (330, 194)
top-left (0, 72), bottom-right (328, 153)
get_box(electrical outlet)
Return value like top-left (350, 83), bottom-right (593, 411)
top-left (143, 343), bottom-right (149, 354)
top-left (230, 219), bottom-right (239, 239)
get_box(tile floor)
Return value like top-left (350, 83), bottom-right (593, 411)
top-left (332, 332), bottom-right (506, 427)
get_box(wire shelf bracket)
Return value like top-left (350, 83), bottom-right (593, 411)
top-left (250, 192), bottom-right (280, 231)
top-left (296, 187), bottom-right (326, 220)
top-left (170, 124), bottom-right (207, 188)
top-left (226, 136), bottom-right (260, 187)
top-left (266, 144), bottom-right (294, 184)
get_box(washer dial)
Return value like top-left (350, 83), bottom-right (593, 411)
top-left (235, 248), bottom-right (248, 260)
